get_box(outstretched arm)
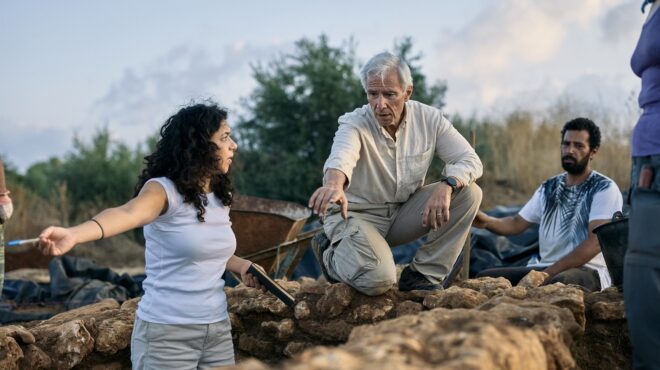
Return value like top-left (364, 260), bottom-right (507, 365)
top-left (37, 181), bottom-right (168, 255)
top-left (472, 211), bottom-right (532, 236)
top-left (542, 219), bottom-right (608, 279)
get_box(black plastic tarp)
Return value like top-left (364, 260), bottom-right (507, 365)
top-left (1, 256), bottom-right (144, 324)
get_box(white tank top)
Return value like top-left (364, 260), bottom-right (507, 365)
top-left (136, 177), bottom-right (236, 324)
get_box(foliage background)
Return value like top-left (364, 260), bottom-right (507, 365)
top-left (2, 35), bottom-right (632, 267)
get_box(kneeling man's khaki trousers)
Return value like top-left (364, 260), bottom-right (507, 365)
top-left (321, 182), bottom-right (482, 296)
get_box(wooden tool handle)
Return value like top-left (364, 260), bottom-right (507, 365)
top-left (0, 159), bottom-right (7, 194)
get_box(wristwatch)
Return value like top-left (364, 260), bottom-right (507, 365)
top-left (442, 177), bottom-right (458, 193)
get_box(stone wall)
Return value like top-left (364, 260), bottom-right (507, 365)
top-left (0, 274), bottom-right (631, 370)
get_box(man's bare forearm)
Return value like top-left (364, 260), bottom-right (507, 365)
top-left (482, 214), bottom-right (531, 236)
top-left (324, 168), bottom-right (348, 189)
top-left (544, 223), bottom-right (604, 277)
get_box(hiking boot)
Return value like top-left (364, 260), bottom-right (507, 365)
top-left (311, 231), bottom-right (337, 283)
top-left (398, 265), bottom-right (443, 291)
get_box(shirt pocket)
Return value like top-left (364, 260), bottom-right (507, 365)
top-left (401, 148), bottom-right (434, 185)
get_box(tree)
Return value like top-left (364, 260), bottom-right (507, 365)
top-left (233, 35), bottom-right (448, 204)
top-left (233, 35), bottom-right (365, 204)
top-left (23, 128), bottom-right (147, 223)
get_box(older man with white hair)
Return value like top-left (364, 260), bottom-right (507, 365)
top-left (308, 52), bottom-right (483, 296)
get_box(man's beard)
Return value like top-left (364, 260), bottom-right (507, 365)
top-left (561, 155), bottom-right (589, 175)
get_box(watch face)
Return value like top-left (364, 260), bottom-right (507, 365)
top-left (446, 177), bottom-right (457, 187)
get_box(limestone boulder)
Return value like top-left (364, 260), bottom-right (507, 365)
top-left (0, 334), bottom-right (23, 370)
top-left (315, 283), bottom-right (354, 318)
top-left (350, 300), bottom-right (393, 323)
top-left (297, 319), bottom-right (353, 342)
top-left (525, 283), bottom-right (586, 328)
top-left (517, 270), bottom-right (549, 289)
top-left (18, 344), bottom-right (51, 370)
top-left (261, 319), bottom-right (295, 341)
top-left (457, 276), bottom-right (512, 297)
top-left (30, 319), bottom-right (95, 370)
top-left (395, 300), bottom-right (423, 317)
top-left (586, 287), bottom-right (626, 321)
top-left (422, 286), bottom-right (488, 309)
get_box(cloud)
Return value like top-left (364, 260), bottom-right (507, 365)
top-left (427, 0), bottom-right (638, 117)
top-left (90, 42), bottom-right (284, 147)
top-left (601, 1), bottom-right (643, 44)
top-left (436, 0), bottom-right (622, 78)
top-left (0, 117), bottom-right (73, 172)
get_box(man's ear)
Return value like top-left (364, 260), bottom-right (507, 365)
top-left (590, 147), bottom-right (599, 159)
top-left (405, 85), bottom-right (413, 101)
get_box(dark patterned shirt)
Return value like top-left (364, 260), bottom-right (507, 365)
top-left (519, 171), bottom-right (622, 289)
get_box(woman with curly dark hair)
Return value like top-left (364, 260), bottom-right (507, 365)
top-left (37, 102), bottom-right (261, 368)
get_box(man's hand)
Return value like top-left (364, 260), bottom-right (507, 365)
top-left (472, 211), bottom-right (491, 229)
top-left (541, 266), bottom-right (560, 284)
top-left (308, 169), bottom-right (349, 219)
top-left (308, 185), bottom-right (348, 219)
top-left (421, 182), bottom-right (453, 230)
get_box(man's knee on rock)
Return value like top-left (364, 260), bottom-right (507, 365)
top-left (354, 282), bottom-right (394, 296)
top-left (353, 267), bottom-right (397, 296)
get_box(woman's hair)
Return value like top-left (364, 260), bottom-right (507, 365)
top-left (135, 102), bottom-right (233, 222)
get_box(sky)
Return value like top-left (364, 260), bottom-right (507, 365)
top-left (0, 0), bottom-right (647, 172)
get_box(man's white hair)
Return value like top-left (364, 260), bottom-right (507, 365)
top-left (359, 52), bottom-right (413, 91)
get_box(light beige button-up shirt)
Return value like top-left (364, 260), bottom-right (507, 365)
top-left (323, 100), bottom-right (483, 204)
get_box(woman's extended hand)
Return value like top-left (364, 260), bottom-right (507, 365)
top-left (37, 226), bottom-right (77, 256)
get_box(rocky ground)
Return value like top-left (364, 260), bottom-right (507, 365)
top-left (0, 271), bottom-right (631, 370)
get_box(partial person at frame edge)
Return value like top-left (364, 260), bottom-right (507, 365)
top-left (624, 1), bottom-right (660, 369)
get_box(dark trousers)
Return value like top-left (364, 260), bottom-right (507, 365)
top-left (476, 266), bottom-right (601, 291)
top-left (624, 155), bottom-right (660, 370)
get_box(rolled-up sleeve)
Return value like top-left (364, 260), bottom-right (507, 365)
top-left (323, 122), bottom-right (362, 186)
top-left (436, 116), bottom-right (483, 186)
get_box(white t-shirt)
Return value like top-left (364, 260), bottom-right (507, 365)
top-left (136, 177), bottom-right (236, 324)
top-left (519, 171), bottom-right (622, 290)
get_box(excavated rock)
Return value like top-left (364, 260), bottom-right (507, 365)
top-left (29, 319), bottom-right (95, 369)
top-left (457, 276), bottom-right (512, 297)
top-left (499, 285), bottom-right (528, 299)
top-left (350, 299), bottom-right (393, 322)
top-left (315, 283), bottom-right (354, 318)
top-left (262, 319), bottom-right (295, 341)
top-left (293, 301), bottom-right (311, 320)
top-left (574, 287), bottom-right (631, 370)
top-left (0, 298), bottom-right (138, 369)
top-left (18, 344), bottom-right (51, 369)
top-left (0, 333), bottom-right (24, 370)
top-left (227, 295), bottom-right (581, 370)
top-left (238, 334), bottom-right (276, 358)
top-left (0, 276), bottom-right (632, 369)
top-left (297, 319), bottom-right (354, 342)
top-left (422, 286), bottom-right (488, 309)
top-left (586, 287), bottom-right (626, 321)
top-left (395, 300), bottom-right (423, 317)
top-left (525, 284), bottom-right (586, 329)
top-left (518, 270), bottom-right (550, 288)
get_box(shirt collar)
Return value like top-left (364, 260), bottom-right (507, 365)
top-left (642, 0), bottom-right (655, 13)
